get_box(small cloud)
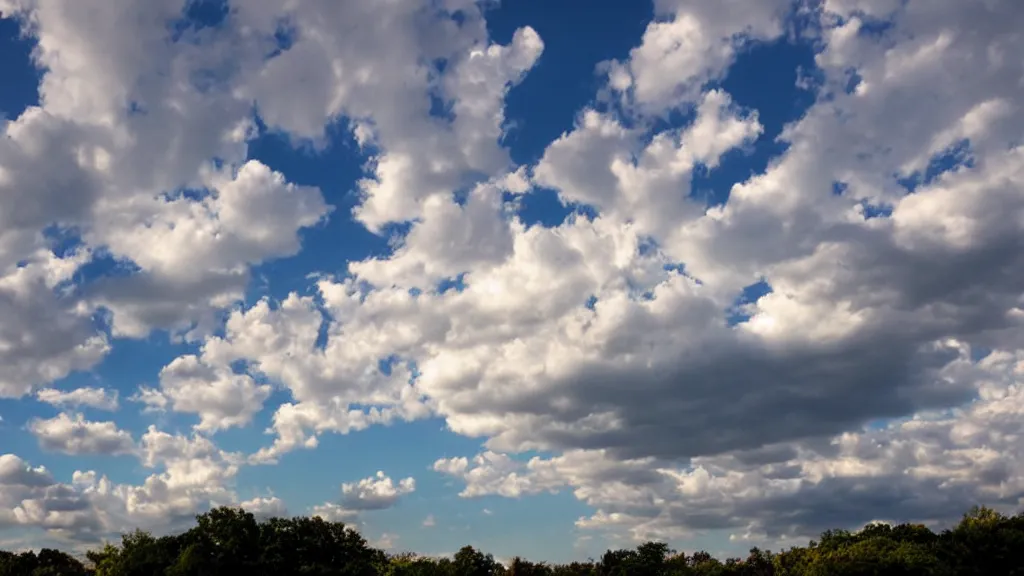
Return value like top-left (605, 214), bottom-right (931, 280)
top-left (371, 532), bottom-right (398, 550)
top-left (341, 471), bottom-right (416, 510)
top-left (28, 413), bottom-right (135, 456)
top-left (422, 514), bottom-right (436, 527)
top-left (312, 471), bottom-right (417, 525)
top-left (239, 496), bottom-right (287, 520)
top-left (36, 387), bottom-right (119, 411)
top-left (129, 386), bottom-right (169, 412)
top-left (573, 535), bottom-right (594, 549)
top-left (310, 503), bottom-right (360, 523)
top-left (482, 508), bottom-right (493, 516)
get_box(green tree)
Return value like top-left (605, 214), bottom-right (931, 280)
top-left (30, 548), bottom-right (88, 576)
top-left (0, 551), bottom-right (38, 576)
top-left (2, 503), bottom-right (1022, 576)
top-left (452, 546), bottom-right (504, 576)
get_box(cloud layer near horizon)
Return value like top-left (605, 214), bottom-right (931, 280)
top-left (1, 0), bottom-right (1023, 553)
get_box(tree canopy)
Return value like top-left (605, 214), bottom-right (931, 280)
top-left (2, 505), bottom-right (1023, 575)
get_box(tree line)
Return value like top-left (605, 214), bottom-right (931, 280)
top-left (2, 505), bottom-right (1022, 575)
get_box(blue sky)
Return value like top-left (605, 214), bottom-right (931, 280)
top-left (2, 0), bottom-right (1024, 564)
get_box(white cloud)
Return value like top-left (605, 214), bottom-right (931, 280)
top-left (433, 452), bottom-right (562, 498)
top-left (297, 0), bottom-right (1024, 543)
top-left (310, 471), bottom-right (416, 527)
top-left (0, 454), bottom-right (54, 488)
top-left (603, 0), bottom-right (791, 113)
top-left (533, 88), bottom-right (762, 244)
top-left (0, 424), bottom-right (248, 543)
top-left (0, 250), bottom-right (109, 398)
top-left (2, 0), bottom-right (1024, 549)
top-left (370, 532), bottom-right (399, 550)
top-left (233, 0), bottom-right (542, 232)
top-left (27, 414), bottom-right (135, 456)
top-left (155, 352), bottom-right (272, 433)
top-left (83, 160), bottom-right (330, 341)
top-left (341, 471), bottom-right (416, 511)
top-left (36, 387), bottom-right (119, 412)
top-left (422, 514), bottom-right (436, 527)
top-left (0, 0), bottom-right (529, 547)
top-left (199, 292), bottom-right (433, 464)
top-left (310, 503), bottom-right (360, 524)
top-left (129, 386), bottom-right (170, 413)
top-left (239, 496), bottom-right (288, 520)
top-left (0, 0), bottom-right (335, 403)
top-left (349, 179), bottom-right (517, 288)
top-left (76, 427), bottom-right (246, 537)
top-left (433, 350), bottom-right (1024, 542)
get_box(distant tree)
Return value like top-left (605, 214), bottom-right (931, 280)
top-left (3, 504), bottom-right (1024, 576)
top-left (549, 561), bottom-right (596, 576)
top-left (741, 546), bottom-right (774, 576)
top-left (258, 513), bottom-right (379, 575)
top-left (452, 546), bottom-right (504, 576)
top-left (0, 551), bottom-right (38, 576)
top-left (508, 556), bottom-right (554, 576)
top-left (937, 507), bottom-right (1024, 576)
top-left (85, 543), bottom-right (121, 576)
top-left (30, 548), bottom-right (89, 576)
top-left (107, 529), bottom-right (183, 576)
top-left (0, 549), bottom-right (88, 576)
top-left (383, 552), bottom-right (446, 576)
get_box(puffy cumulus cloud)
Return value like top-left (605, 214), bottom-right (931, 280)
top-left (0, 0), bottom-right (548, 471)
top-left (0, 455), bottom-right (53, 489)
top-left (183, 0), bottom-right (1024, 544)
top-left (433, 452), bottom-right (562, 498)
top-left (27, 414), bottom-right (135, 456)
top-left (3, 470), bottom-right (104, 538)
top-left (0, 0), bottom-right (334, 398)
top-left (150, 350), bottom-right (272, 433)
top-left (533, 88), bottom-right (763, 250)
top-left (370, 532), bottom-right (399, 551)
top-left (0, 425), bottom-right (249, 543)
top-left (0, 249), bottom-right (109, 398)
top-left (232, 0), bottom-right (542, 231)
top-left (36, 387), bottom-right (119, 412)
top-left (3, 0), bottom-right (1024, 550)
top-left (602, 0), bottom-right (792, 114)
top-left (310, 503), bottom-right (360, 524)
top-left (78, 427), bottom-right (247, 534)
top-left (436, 349), bottom-right (1024, 543)
top-left (0, 110), bottom-right (109, 400)
top-left (341, 471), bottom-right (416, 511)
top-left (83, 160), bottom-right (330, 340)
top-left (311, 471), bottom-right (415, 524)
top-left (0, 0), bottom-right (538, 435)
top-left (238, 496), bottom-right (287, 520)
top-left (192, 291), bottom-right (433, 463)
top-left (349, 178), bottom-right (519, 288)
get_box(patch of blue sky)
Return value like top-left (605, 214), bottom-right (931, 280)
top-left (726, 280), bottom-right (774, 326)
top-left (0, 17), bottom-right (41, 119)
top-left (898, 138), bottom-right (975, 193)
top-left (171, 0), bottom-right (230, 37)
top-left (244, 120), bottom-right (388, 302)
top-left (510, 187), bottom-right (601, 230)
top-left (693, 36), bottom-right (818, 208)
top-left (488, 0), bottom-right (654, 167)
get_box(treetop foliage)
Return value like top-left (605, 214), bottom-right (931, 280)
top-left (2, 505), bottom-right (1022, 575)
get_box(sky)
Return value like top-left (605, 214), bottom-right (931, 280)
top-left (0, 0), bottom-right (1023, 564)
